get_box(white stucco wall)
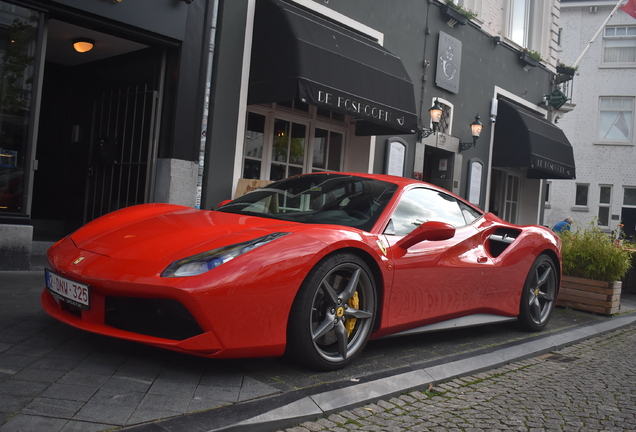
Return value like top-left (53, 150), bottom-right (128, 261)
top-left (544, 2), bottom-right (636, 232)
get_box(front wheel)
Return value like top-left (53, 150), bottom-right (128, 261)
top-left (518, 254), bottom-right (558, 331)
top-left (286, 253), bottom-right (377, 371)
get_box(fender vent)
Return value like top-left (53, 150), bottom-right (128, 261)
top-left (488, 228), bottom-right (521, 257)
top-left (105, 297), bottom-right (204, 341)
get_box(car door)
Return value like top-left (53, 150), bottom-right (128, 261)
top-left (382, 187), bottom-right (494, 331)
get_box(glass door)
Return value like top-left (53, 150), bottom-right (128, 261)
top-left (270, 118), bottom-right (306, 181)
top-left (0, 3), bottom-right (41, 215)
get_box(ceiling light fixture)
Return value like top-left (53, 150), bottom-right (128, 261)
top-left (73, 38), bottom-right (94, 53)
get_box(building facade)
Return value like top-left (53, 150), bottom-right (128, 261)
top-left (201, 0), bottom-right (575, 226)
top-left (544, 0), bottom-right (636, 239)
top-left (0, 0), bottom-right (575, 270)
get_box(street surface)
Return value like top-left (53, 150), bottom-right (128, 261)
top-left (279, 325), bottom-right (636, 432)
top-left (1, 271), bottom-right (635, 432)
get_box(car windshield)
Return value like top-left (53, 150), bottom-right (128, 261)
top-left (217, 174), bottom-right (397, 232)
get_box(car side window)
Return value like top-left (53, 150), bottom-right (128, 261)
top-left (459, 201), bottom-right (482, 225)
top-left (385, 188), bottom-right (467, 236)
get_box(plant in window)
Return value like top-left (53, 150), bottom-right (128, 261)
top-left (556, 62), bottom-right (577, 75)
top-left (522, 49), bottom-right (543, 63)
top-left (443, 0), bottom-right (478, 20)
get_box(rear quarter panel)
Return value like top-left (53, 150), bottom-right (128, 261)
top-left (477, 218), bottom-right (561, 315)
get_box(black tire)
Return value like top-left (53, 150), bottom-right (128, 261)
top-left (518, 254), bottom-right (558, 331)
top-left (286, 253), bottom-right (377, 371)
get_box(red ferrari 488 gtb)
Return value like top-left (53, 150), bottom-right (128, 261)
top-left (42, 172), bottom-right (561, 370)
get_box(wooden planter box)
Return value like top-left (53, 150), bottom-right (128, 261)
top-left (557, 275), bottom-right (621, 315)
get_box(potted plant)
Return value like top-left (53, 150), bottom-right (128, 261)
top-left (441, 0), bottom-right (478, 26)
top-left (520, 49), bottom-right (543, 68)
top-left (557, 222), bottom-right (633, 315)
top-left (556, 62), bottom-right (577, 76)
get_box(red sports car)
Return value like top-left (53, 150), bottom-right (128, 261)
top-left (42, 172), bottom-right (561, 370)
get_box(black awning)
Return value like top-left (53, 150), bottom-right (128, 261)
top-left (492, 99), bottom-right (576, 179)
top-left (248, 0), bottom-right (418, 136)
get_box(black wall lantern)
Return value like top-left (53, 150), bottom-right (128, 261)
top-left (459, 115), bottom-right (483, 152)
top-left (418, 101), bottom-right (483, 152)
top-left (417, 99), bottom-right (443, 140)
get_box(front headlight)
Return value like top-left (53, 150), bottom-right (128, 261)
top-left (161, 232), bottom-right (289, 277)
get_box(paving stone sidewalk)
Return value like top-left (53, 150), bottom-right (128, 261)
top-left (3, 270), bottom-right (636, 432)
top-left (280, 324), bottom-right (636, 432)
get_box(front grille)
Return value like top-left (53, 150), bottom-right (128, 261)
top-left (105, 297), bottom-right (204, 341)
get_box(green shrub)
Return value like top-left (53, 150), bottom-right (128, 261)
top-left (560, 223), bottom-right (633, 282)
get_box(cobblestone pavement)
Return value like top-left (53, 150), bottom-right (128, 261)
top-left (279, 325), bottom-right (636, 432)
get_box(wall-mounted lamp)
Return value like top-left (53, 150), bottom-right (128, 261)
top-left (417, 99), bottom-right (443, 140)
top-left (459, 115), bottom-right (483, 151)
top-left (493, 36), bottom-right (501, 45)
top-left (73, 38), bottom-right (94, 53)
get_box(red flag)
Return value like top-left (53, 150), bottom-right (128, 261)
top-left (620, 0), bottom-right (636, 20)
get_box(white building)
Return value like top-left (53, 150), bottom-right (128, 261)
top-left (545, 0), bottom-right (636, 239)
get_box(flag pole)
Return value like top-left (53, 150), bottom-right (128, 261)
top-left (573, 0), bottom-right (627, 68)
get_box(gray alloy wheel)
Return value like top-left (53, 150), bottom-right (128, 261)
top-left (286, 253), bottom-right (376, 370)
top-left (518, 254), bottom-right (558, 331)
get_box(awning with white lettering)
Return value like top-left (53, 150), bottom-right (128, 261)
top-left (492, 99), bottom-right (576, 179)
top-left (248, 0), bottom-right (418, 136)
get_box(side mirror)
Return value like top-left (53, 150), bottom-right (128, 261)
top-left (396, 221), bottom-right (456, 250)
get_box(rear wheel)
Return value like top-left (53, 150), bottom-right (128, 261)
top-left (518, 254), bottom-right (558, 331)
top-left (286, 253), bottom-right (376, 370)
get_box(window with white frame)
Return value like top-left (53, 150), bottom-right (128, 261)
top-left (435, 98), bottom-right (454, 135)
top-left (243, 112), bottom-right (266, 180)
top-left (242, 104), bottom-right (348, 182)
top-left (507, 0), bottom-right (548, 54)
top-left (622, 187), bottom-right (636, 239)
top-left (575, 183), bottom-right (589, 207)
top-left (598, 185), bottom-right (612, 227)
top-left (489, 169), bottom-right (520, 223)
top-left (312, 128), bottom-right (343, 172)
top-left (603, 26), bottom-right (636, 65)
top-left (270, 118), bottom-right (307, 181)
top-left (598, 97), bottom-right (634, 143)
top-left (504, 172), bottom-right (520, 224)
top-left (544, 181), bottom-right (551, 208)
top-left (625, 187), bottom-right (636, 206)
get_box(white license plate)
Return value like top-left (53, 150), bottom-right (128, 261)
top-left (46, 270), bottom-right (90, 310)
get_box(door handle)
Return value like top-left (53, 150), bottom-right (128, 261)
top-left (477, 256), bottom-right (488, 263)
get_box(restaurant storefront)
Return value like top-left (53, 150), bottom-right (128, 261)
top-left (234, 0), bottom-right (418, 192)
top-left (490, 98), bottom-right (576, 225)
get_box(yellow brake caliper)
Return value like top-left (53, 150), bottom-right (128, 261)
top-left (345, 292), bottom-right (359, 337)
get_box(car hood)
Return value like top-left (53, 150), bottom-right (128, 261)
top-left (70, 204), bottom-right (301, 262)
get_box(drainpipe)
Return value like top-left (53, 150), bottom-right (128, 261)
top-left (196, 0), bottom-right (220, 209)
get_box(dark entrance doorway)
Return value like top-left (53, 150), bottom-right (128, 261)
top-left (621, 207), bottom-right (636, 242)
top-left (31, 20), bottom-right (164, 241)
top-left (85, 85), bottom-right (158, 224)
top-left (424, 146), bottom-right (454, 193)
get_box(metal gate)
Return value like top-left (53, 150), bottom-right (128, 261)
top-left (84, 86), bottom-right (158, 223)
